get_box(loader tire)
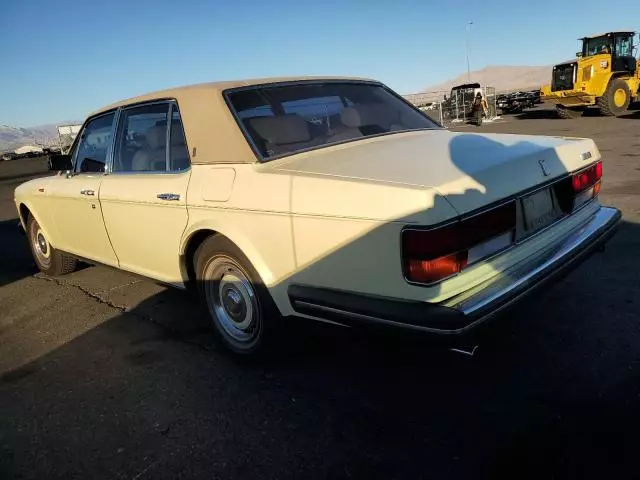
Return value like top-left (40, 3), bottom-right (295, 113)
top-left (556, 105), bottom-right (582, 119)
top-left (597, 79), bottom-right (630, 116)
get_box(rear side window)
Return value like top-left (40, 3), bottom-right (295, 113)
top-left (226, 82), bottom-right (439, 160)
top-left (113, 102), bottom-right (190, 173)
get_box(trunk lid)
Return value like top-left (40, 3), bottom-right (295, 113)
top-left (271, 129), bottom-right (599, 215)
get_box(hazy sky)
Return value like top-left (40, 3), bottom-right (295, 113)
top-left (0, 0), bottom-right (635, 126)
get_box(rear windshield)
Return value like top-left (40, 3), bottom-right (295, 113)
top-left (225, 82), bottom-right (440, 160)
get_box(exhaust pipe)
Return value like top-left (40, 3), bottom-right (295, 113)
top-left (449, 344), bottom-right (480, 357)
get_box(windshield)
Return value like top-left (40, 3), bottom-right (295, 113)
top-left (583, 35), bottom-right (612, 56)
top-left (226, 82), bottom-right (440, 160)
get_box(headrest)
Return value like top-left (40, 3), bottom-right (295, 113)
top-left (249, 114), bottom-right (310, 145)
top-left (340, 104), bottom-right (398, 128)
top-left (146, 125), bottom-right (166, 149)
top-left (340, 107), bottom-right (362, 128)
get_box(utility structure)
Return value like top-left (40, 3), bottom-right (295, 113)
top-left (466, 21), bottom-right (473, 82)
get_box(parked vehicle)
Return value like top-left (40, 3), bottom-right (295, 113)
top-left (15, 76), bottom-right (621, 356)
top-left (496, 91), bottom-right (536, 114)
top-left (541, 31), bottom-right (640, 118)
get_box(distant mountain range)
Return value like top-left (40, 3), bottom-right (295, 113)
top-left (0, 122), bottom-right (81, 153)
top-left (404, 65), bottom-right (554, 104)
top-left (1, 66), bottom-right (553, 151)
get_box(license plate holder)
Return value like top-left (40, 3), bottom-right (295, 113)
top-left (521, 188), bottom-right (562, 234)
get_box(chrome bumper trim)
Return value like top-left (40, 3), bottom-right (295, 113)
top-left (445, 206), bottom-right (621, 320)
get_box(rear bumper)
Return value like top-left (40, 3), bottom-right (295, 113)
top-left (288, 206), bottom-right (621, 337)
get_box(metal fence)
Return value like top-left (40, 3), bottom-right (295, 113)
top-left (413, 86), bottom-right (498, 126)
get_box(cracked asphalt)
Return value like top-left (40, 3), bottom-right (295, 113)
top-left (2, 106), bottom-right (640, 479)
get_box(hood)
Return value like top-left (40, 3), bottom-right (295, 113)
top-left (271, 130), bottom-right (599, 215)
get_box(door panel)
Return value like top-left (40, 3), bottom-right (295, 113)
top-left (99, 102), bottom-right (192, 284)
top-left (44, 112), bottom-right (119, 266)
top-left (99, 172), bottom-right (191, 283)
top-left (45, 174), bottom-right (119, 265)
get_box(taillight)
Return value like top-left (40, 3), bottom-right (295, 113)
top-left (572, 161), bottom-right (602, 209)
top-left (402, 201), bottom-right (516, 284)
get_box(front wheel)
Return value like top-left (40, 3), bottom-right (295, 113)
top-left (194, 235), bottom-right (280, 356)
top-left (27, 215), bottom-right (77, 276)
top-left (597, 78), bottom-right (631, 116)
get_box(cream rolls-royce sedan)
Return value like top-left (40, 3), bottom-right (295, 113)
top-left (14, 77), bottom-right (621, 355)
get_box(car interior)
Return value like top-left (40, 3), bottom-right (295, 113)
top-left (118, 119), bottom-right (191, 172)
top-left (229, 83), bottom-right (438, 159)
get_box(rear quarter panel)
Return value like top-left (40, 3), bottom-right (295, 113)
top-left (184, 164), bottom-right (297, 311)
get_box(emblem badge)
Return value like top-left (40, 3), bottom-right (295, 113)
top-left (538, 159), bottom-right (550, 176)
top-left (581, 151), bottom-right (592, 161)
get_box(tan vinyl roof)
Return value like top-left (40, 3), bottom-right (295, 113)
top-left (89, 76), bottom-right (377, 165)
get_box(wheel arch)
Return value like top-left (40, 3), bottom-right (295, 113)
top-left (180, 223), bottom-right (276, 290)
top-left (17, 201), bottom-right (58, 248)
top-left (18, 203), bottom-right (31, 229)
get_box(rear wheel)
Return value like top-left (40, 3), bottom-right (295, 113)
top-left (556, 105), bottom-right (583, 119)
top-left (27, 215), bottom-right (77, 276)
top-left (597, 78), bottom-right (631, 116)
top-left (194, 235), bottom-right (281, 356)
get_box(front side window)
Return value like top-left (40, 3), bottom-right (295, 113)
top-left (615, 35), bottom-right (633, 56)
top-left (226, 82), bottom-right (439, 160)
top-left (74, 113), bottom-right (116, 173)
top-left (113, 102), bottom-right (190, 173)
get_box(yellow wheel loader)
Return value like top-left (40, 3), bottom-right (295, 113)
top-left (541, 31), bottom-right (640, 118)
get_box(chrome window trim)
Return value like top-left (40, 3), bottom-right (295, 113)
top-left (165, 103), bottom-right (173, 171)
top-left (222, 79), bottom-right (442, 163)
top-left (108, 168), bottom-right (192, 176)
top-left (104, 108), bottom-right (122, 174)
top-left (108, 100), bottom-right (192, 176)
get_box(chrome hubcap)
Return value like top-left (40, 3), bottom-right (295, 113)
top-left (204, 257), bottom-right (261, 348)
top-left (32, 226), bottom-right (51, 267)
top-left (37, 233), bottom-right (48, 255)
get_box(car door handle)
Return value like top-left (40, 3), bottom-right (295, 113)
top-left (157, 193), bottom-right (180, 201)
top-left (80, 189), bottom-right (95, 196)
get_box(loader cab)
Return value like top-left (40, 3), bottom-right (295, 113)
top-left (581, 31), bottom-right (637, 74)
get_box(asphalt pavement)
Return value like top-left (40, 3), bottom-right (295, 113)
top-left (1, 106), bottom-right (640, 479)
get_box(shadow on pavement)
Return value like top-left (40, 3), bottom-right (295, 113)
top-left (618, 110), bottom-right (640, 120)
top-left (0, 219), bottom-right (36, 287)
top-left (1, 135), bottom-right (638, 478)
top-left (515, 108), bottom-right (560, 120)
top-left (1, 219), bottom-right (639, 479)
top-left (516, 106), bottom-right (611, 121)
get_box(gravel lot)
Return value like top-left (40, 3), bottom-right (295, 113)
top-left (1, 106), bottom-right (640, 479)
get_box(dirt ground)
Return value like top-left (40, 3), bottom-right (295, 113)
top-left (1, 105), bottom-right (640, 479)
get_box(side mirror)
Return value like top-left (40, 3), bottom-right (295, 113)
top-left (48, 154), bottom-right (73, 171)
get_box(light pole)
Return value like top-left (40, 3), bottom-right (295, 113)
top-left (466, 21), bottom-right (473, 82)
